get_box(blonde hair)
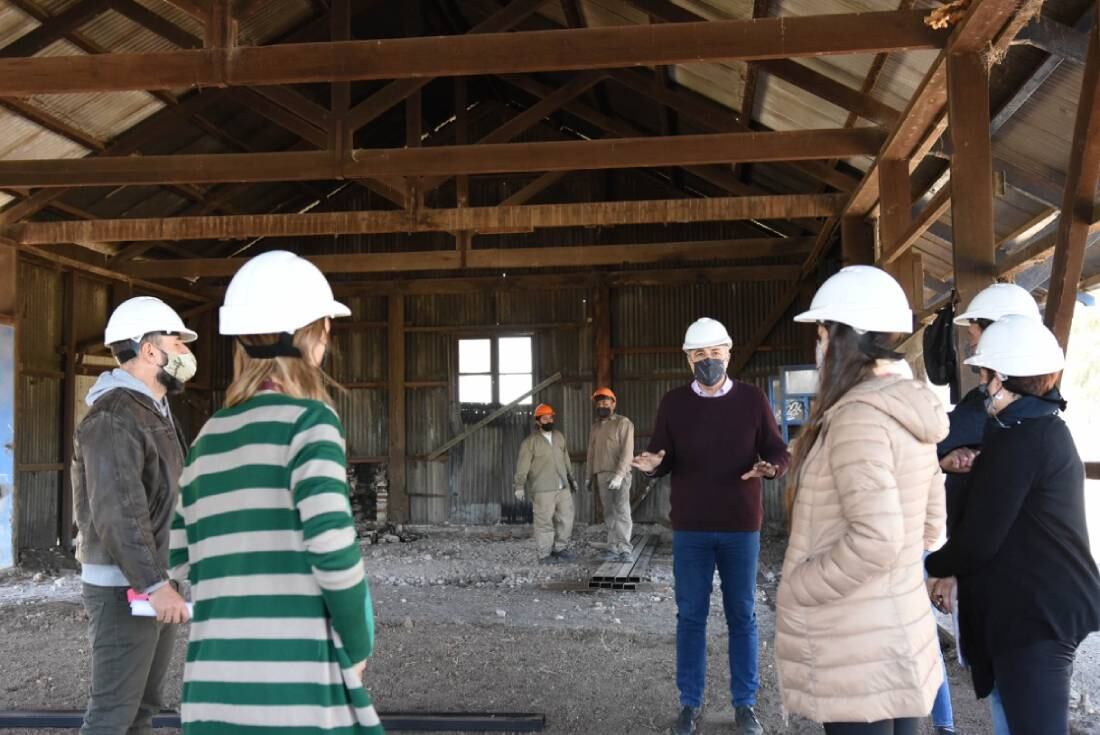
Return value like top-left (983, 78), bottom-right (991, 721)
top-left (225, 318), bottom-right (341, 407)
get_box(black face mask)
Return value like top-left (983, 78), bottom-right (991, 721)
top-left (540, 422), bottom-right (555, 433)
top-left (693, 358), bottom-right (727, 387)
top-left (596, 407), bottom-right (611, 419)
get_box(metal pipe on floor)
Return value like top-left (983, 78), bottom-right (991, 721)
top-left (0, 710), bottom-right (546, 732)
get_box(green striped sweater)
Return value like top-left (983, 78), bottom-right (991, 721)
top-left (169, 392), bottom-right (383, 735)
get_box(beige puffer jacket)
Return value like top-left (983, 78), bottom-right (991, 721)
top-left (775, 375), bottom-right (949, 724)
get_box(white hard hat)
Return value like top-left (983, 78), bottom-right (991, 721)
top-left (104, 296), bottom-right (197, 345)
top-left (794, 265), bottom-right (913, 334)
top-left (954, 283), bottom-right (1042, 325)
top-left (220, 250), bottom-right (350, 336)
top-left (964, 314), bottom-right (1065, 376)
top-left (682, 317), bottom-right (733, 351)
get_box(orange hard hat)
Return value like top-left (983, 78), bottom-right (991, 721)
top-left (592, 387), bottom-right (616, 402)
top-left (534, 403), bottom-right (555, 418)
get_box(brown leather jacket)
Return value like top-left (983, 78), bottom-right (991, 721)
top-left (72, 387), bottom-right (187, 591)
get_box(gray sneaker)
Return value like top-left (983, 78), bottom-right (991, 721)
top-left (554, 548), bottom-right (577, 562)
top-left (672, 705), bottom-right (702, 735)
top-left (602, 550), bottom-right (621, 562)
top-left (734, 705), bottom-right (762, 735)
top-left (616, 551), bottom-right (633, 563)
top-left (537, 555), bottom-right (560, 565)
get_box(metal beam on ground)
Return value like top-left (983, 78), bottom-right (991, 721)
top-left (0, 711), bottom-right (546, 732)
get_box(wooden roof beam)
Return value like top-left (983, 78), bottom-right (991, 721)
top-left (0, 0), bottom-right (113, 58)
top-left (14, 194), bottom-right (845, 245)
top-left (1045, 6), bottom-right (1100, 348)
top-left (0, 128), bottom-right (884, 188)
top-left (117, 239), bottom-right (812, 280)
top-left (0, 9), bottom-right (946, 95)
top-left (606, 68), bottom-right (862, 192)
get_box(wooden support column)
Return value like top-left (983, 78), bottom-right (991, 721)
top-left (1045, 7), bottom-right (1100, 349)
top-left (404, 1), bottom-right (423, 212)
top-left (454, 77), bottom-right (471, 267)
top-left (878, 158), bottom-right (923, 310)
top-left (387, 294), bottom-right (408, 523)
top-left (841, 215), bottom-right (875, 265)
top-left (59, 271), bottom-right (76, 550)
top-left (947, 51), bottom-right (996, 390)
top-left (328, 0), bottom-right (352, 161)
top-left (204, 0), bottom-right (234, 49)
top-left (0, 241), bottom-right (16, 568)
top-left (594, 284), bottom-right (611, 388)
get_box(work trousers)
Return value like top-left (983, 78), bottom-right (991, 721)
top-left (595, 472), bottom-right (633, 555)
top-left (531, 488), bottom-right (574, 559)
top-left (81, 583), bottom-right (177, 735)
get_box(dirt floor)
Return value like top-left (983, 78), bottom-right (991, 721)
top-left (1, 525), bottom-right (1099, 735)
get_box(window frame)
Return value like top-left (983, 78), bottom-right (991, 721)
top-left (454, 333), bottom-right (537, 406)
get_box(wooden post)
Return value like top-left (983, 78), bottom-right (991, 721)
top-left (594, 284), bottom-right (612, 389)
top-left (455, 77), bottom-right (471, 267)
top-left (204, 0), bottom-right (234, 49)
top-left (59, 271), bottom-right (76, 550)
top-left (328, 0), bottom-right (352, 162)
top-left (0, 241), bottom-right (16, 568)
top-left (841, 215), bottom-right (875, 265)
top-left (877, 158), bottom-right (923, 311)
top-left (1045, 8), bottom-right (1100, 349)
top-left (947, 51), bottom-right (996, 391)
top-left (387, 294), bottom-right (408, 522)
top-left (404, 1), bottom-right (423, 212)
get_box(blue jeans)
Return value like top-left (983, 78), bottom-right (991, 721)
top-left (932, 655), bottom-right (954, 729)
top-left (672, 530), bottom-right (760, 709)
top-left (990, 686), bottom-right (1011, 735)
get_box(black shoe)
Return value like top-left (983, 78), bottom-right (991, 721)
top-left (616, 551), bottom-right (633, 563)
top-left (554, 549), bottom-right (577, 562)
top-left (672, 705), bottom-right (702, 735)
top-left (735, 705), bottom-right (763, 735)
top-left (538, 555), bottom-right (560, 565)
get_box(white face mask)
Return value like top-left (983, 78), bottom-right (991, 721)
top-left (160, 349), bottom-right (198, 383)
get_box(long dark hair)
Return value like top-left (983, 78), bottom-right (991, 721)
top-left (785, 322), bottom-right (903, 517)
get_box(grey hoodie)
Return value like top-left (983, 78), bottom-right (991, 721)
top-left (86, 368), bottom-right (170, 416)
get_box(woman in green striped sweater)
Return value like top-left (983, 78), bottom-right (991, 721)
top-left (169, 250), bottom-right (382, 734)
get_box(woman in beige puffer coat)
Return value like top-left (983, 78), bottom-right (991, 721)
top-left (775, 266), bottom-right (950, 735)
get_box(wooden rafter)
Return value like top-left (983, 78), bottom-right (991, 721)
top-left (0, 128), bottom-right (884, 188)
top-left (117, 240), bottom-right (812, 280)
top-left (1045, 6), bottom-right (1100, 348)
top-left (0, 10), bottom-right (946, 95)
top-left (12, 194), bottom-right (845, 245)
top-left (730, 0), bottom-right (1026, 375)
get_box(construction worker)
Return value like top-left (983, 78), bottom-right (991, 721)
top-left (586, 387), bottom-right (635, 563)
top-left (514, 403), bottom-right (578, 564)
top-left (72, 296), bottom-right (195, 735)
top-left (934, 282), bottom-right (1043, 735)
top-left (633, 317), bottom-right (789, 735)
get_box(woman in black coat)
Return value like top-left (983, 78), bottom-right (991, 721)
top-left (925, 314), bottom-right (1100, 735)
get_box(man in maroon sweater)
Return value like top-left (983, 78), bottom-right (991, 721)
top-left (634, 317), bottom-right (789, 735)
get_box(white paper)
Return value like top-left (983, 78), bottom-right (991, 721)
top-left (130, 600), bottom-right (193, 618)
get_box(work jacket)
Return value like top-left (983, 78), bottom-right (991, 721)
top-left (514, 430), bottom-right (575, 495)
top-left (586, 414), bottom-right (634, 482)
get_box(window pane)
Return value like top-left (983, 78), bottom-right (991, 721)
top-left (458, 339), bottom-right (491, 374)
top-left (500, 374), bottom-right (533, 405)
top-left (459, 375), bottom-right (493, 404)
top-left (498, 336), bottom-right (532, 374)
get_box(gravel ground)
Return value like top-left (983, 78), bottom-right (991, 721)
top-left (0, 524), bottom-right (1097, 734)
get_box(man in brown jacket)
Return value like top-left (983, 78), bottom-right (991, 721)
top-left (73, 297), bottom-right (196, 735)
top-left (514, 403), bottom-right (578, 564)
top-left (586, 387), bottom-right (635, 563)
